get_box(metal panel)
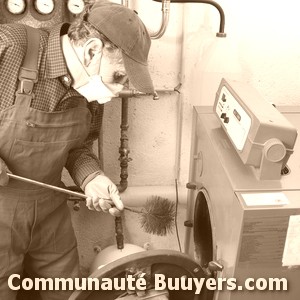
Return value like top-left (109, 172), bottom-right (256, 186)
top-left (185, 106), bottom-right (300, 300)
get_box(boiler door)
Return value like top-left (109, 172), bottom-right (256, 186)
top-left (193, 190), bottom-right (214, 269)
top-left (69, 249), bottom-right (214, 300)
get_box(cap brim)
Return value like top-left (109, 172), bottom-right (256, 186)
top-left (122, 53), bottom-right (155, 94)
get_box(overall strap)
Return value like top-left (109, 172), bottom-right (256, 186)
top-left (16, 25), bottom-right (40, 104)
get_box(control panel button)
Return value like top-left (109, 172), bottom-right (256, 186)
top-left (224, 117), bottom-right (230, 123)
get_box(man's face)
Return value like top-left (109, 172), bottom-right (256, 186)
top-left (74, 38), bottom-right (128, 102)
top-left (100, 44), bottom-right (128, 86)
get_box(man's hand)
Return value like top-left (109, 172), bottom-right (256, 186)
top-left (84, 174), bottom-right (124, 217)
top-left (0, 158), bottom-right (9, 186)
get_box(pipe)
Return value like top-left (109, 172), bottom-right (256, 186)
top-left (153, 0), bottom-right (226, 36)
top-left (150, 0), bottom-right (171, 39)
top-left (97, 105), bottom-right (104, 169)
top-left (117, 97), bottom-right (131, 193)
top-left (118, 85), bottom-right (181, 99)
top-left (115, 216), bottom-right (124, 249)
top-left (119, 89), bottom-right (159, 100)
top-left (116, 86), bottom-right (180, 193)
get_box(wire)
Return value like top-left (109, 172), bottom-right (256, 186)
top-left (174, 179), bottom-right (182, 252)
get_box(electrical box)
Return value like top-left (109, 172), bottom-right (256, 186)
top-left (214, 78), bottom-right (298, 180)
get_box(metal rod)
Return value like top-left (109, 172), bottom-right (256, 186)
top-left (7, 173), bottom-right (88, 199)
top-left (7, 174), bottom-right (174, 235)
top-left (7, 173), bottom-right (141, 213)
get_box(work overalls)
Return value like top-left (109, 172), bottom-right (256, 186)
top-left (0, 26), bottom-right (91, 300)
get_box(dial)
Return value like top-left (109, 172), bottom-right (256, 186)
top-left (67, 0), bottom-right (85, 15)
top-left (6, 0), bottom-right (26, 15)
top-left (34, 0), bottom-right (55, 15)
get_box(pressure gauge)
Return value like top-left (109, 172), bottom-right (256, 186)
top-left (67, 0), bottom-right (85, 15)
top-left (34, 0), bottom-right (55, 15)
top-left (6, 0), bottom-right (26, 15)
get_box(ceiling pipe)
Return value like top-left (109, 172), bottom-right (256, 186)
top-left (150, 0), bottom-right (171, 39)
top-left (153, 0), bottom-right (226, 37)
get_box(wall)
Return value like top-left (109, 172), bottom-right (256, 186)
top-left (102, 0), bottom-right (183, 186)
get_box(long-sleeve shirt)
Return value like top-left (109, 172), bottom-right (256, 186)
top-left (0, 22), bottom-right (103, 187)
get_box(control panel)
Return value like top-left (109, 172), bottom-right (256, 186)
top-left (215, 85), bottom-right (251, 150)
top-left (214, 78), bottom-right (298, 180)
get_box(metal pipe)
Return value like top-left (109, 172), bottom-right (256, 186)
top-left (97, 105), bottom-right (104, 169)
top-left (153, 0), bottom-right (226, 36)
top-left (117, 97), bottom-right (131, 193)
top-left (115, 216), bottom-right (124, 249)
top-left (116, 85), bottom-right (180, 193)
top-left (118, 84), bottom-right (181, 99)
top-left (150, 0), bottom-right (171, 39)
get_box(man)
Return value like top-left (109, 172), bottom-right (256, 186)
top-left (0, 1), bottom-right (154, 299)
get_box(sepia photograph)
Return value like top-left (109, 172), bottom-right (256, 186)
top-left (0, 0), bottom-right (299, 299)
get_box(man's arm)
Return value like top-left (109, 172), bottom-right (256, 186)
top-left (0, 24), bottom-right (26, 110)
top-left (65, 102), bottom-right (104, 189)
top-left (65, 102), bottom-right (124, 216)
top-left (0, 24), bottom-right (26, 186)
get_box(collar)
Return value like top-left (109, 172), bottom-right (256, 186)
top-left (45, 23), bottom-right (70, 79)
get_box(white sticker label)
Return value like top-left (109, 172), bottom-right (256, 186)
top-left (241, 192), bottom-right (289, 206)
top-left (282, 215), bottom-right (300, 267)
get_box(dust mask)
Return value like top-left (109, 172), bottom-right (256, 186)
top-left (73, 48), bottom-right (124, 104)
top-left (75, 75), bottom-right (121, 104)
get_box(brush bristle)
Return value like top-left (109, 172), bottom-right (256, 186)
top-left (140, 196), bottom-right (176, 236)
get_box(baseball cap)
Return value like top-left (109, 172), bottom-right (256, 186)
top-left (88, 1), bottom-right (155, 94)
